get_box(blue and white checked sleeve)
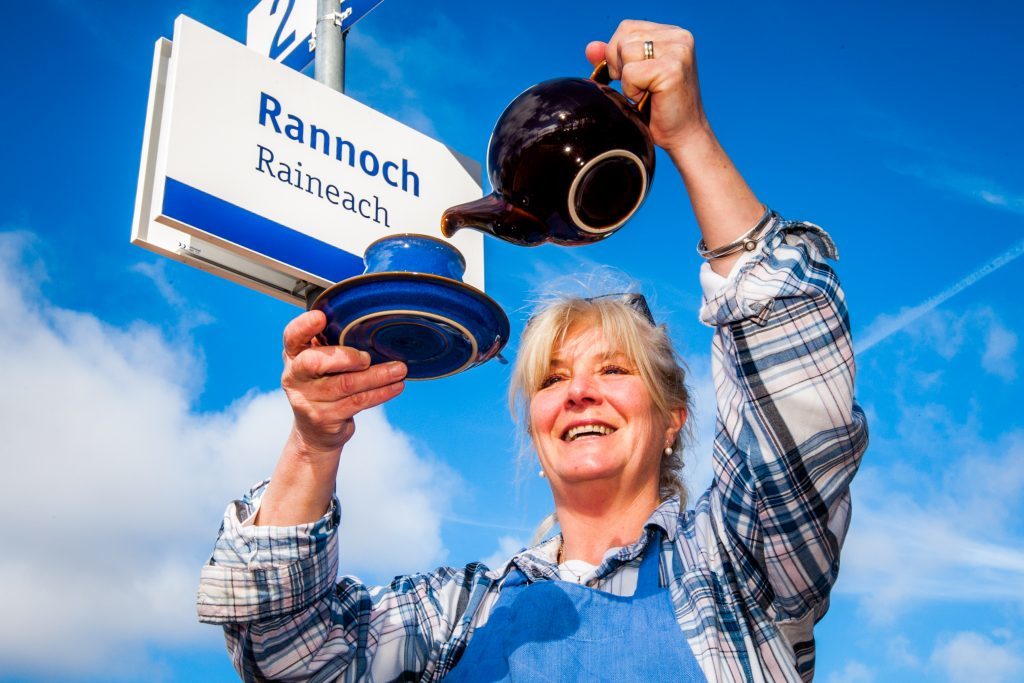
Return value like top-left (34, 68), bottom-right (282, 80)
top-left (697, 217), bottom-right (868, 675)
top-left (197, 480), bottom-right (493, 681)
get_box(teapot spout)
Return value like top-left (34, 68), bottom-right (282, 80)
top-left (441, 192), bottom-right (549, 247)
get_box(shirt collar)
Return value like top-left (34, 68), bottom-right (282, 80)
top-left (489, 496), bottom-right (681, 584)
top-left (645, 495), bottom-right (681, 542)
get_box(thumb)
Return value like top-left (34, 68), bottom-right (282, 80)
top-left (283, 310), bottom-right (328, 359)
top-left (585, 41), bottom-right (608, 66)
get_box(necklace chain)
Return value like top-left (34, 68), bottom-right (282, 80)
top-left (557, 542), bottom-right (585, 584)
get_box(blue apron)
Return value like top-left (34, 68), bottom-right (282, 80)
top-left (442, 532), bottom-right (706, 681)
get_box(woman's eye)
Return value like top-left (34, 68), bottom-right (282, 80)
top-left (539, 374), bottom-right (565, 389)
top-left (601, 365), bottom-right (631, 376)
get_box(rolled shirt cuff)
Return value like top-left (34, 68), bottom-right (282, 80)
top-left (699, 214), bottom-right (838, 327)
top-left (196, 479), bottom-right (340, 624)
top-left (698, 242), bottom-right (763, 297)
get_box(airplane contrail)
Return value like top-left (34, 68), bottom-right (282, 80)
top-left (855, 238), bottom-right (1024, 355)
top-left (442, 514), bottom-right (532, 533)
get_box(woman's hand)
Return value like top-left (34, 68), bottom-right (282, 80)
top-left (256, 310), bottom-right (407, 526)
top-left (282, 310), bottom-right (407, 455)
top-left (587, 20), bottom-right (764, 276)
top-left (585, 20), bottom-right (709, 156)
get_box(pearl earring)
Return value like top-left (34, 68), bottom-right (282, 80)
top-left (539, 469), bottom-right (546, 478)
top-left (664, 446), bottom-right (673, 456)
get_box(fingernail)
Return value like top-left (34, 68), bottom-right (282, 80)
top-left (360, 351), bottom-right (372, 365)
top-left (388, 362), bottom-right (406, 378)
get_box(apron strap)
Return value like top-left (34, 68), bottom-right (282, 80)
top-left (632, 529), bottom-right (668, 597)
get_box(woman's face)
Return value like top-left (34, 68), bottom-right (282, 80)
top-left (529, 323), bottom-right (681, 496)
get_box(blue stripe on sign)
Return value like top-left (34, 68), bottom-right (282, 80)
top-left (162, 177), bottom-right (363, 283)
top-left (281, 36), bottom-right (314, 72)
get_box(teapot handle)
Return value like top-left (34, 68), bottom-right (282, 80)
top-left (589, 60), bottom-right (651, 115)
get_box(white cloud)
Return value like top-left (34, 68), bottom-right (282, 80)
top-left (836, 416), bottom-right (1024, 622)
top-left (982, 316), bottom-right (1018, 381)
top-left (336, 408), bottom-right (457, 577)
top-left (0, 233), bottom-right (456, 676)
top-left (839, 289), bottom-right (1024, 624)
top-left (890, 162), bottom-right (1024, 216)
top-left (481, 535), bottom-right (529, 570)
top-left (346, 29), bottom-right (439, 138)
top-left (839, 492), bottom-right (1024, 622)
top-left (825, 660), bottom-right (875, 683)
top-left (930, 632), bottom-right (1024, 683)
top-left (886, 634), bottom-right (923, 669)
top-left (130, 259), bottom-right (215, 335)
top-left (682, 361), bottom-right (716, 505)
top-left (857, 302), bottom-right (1021, 401)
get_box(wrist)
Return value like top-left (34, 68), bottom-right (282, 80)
top-left (253, 424), bottom-right (344, 527)
top-left (663, 122), bottom-right (718, 169)
top-left (282, 426), bottom-right (345, 478)
top-left (289, 415), bottom-right (352, 457)
top-left (278, 425), bottom-right (341, 481)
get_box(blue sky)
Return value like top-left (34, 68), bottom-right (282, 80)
top-left (0, 0), bottom-right (1022, 681)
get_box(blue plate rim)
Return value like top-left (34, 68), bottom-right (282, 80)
top-left (312, 271), bottom-right (510, 379)
top-left (340, 308), bottom-right (480, 380)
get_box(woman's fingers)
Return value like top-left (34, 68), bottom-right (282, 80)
top-left (283, 310), bottom-right (328, 359)
top-left (600, 22), bottom-right (693, 78)
top-left (279, 307), bottom-right (409, 452)
top-left (292, 378), bottom-right (407, 428)
top-left (591, 21), bottom-right (706, 151)
top-left (294, 378), bottom-right (406, 435)
top-left (618, 59), bottom-right (659, 102)
top-left (585, 40), bottom-right (608, 66)
top-left (283, 352), bottom-right (407, 451)
top-left (619, 32), bottom-right (689, 66)
top-left (292, 360), bottom-right (407, 402)
top-left (288, 344), bottom-right (372, 382)
top-left (604, 19), bottom-right (672, 78)
top-left (619, 54), bottom-right (688, 103)
top-left (331, 378), bottom-right (406, 415)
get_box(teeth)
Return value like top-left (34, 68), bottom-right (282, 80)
top-left (564, 424), bottom-right (615, 441)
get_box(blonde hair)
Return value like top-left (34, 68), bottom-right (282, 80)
top-left (509, 295), bottom-right (693, 518)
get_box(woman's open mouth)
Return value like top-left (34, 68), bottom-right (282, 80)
top-left (561, 423), bottom-right (617, 442)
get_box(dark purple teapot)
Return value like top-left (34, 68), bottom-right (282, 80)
top-left (441, 62), bottom-right (654, 247)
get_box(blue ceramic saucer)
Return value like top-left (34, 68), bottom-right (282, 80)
top-left (312, 235), bottom-right (510, 380)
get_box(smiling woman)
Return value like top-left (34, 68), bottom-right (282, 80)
top-left (197, 18), bottom-right (868, 682)
top-left (512, 295), bottom-right (693, 513)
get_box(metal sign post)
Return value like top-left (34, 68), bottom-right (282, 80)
top-left (301, 0), bottom-right (348, 305)
top-left (314, 0), bottom-right (346, 93)
top-left (247, 0), bottom-right (385, 74)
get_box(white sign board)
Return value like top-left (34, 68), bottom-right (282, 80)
top-left (132, 16), bottom-right (484, 306)
top-left (247, 0), bottom-right (386, 71)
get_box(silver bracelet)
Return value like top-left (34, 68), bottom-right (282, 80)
top-left (696, 206), bottom-right (774, 260)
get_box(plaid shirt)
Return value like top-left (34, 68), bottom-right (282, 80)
top-left (198, 215), bottom-right (868, 682)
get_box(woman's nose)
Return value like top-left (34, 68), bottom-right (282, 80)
top-left (566, 373), bottom-right (600, 406)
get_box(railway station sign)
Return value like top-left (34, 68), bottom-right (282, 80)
top-left (132, 15), bottom-right (484, 305)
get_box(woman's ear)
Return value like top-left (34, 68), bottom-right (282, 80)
top-left (669, 406), bottom-right (687, 434)
top-left (663, 407), bottom-right (687, 448)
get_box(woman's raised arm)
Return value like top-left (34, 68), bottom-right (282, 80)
top-left (596, 21), bottom-right (868, 675)
top-left (197, 311), bottom-right (484, 681)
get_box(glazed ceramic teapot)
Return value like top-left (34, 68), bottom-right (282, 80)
top-left (441, 62), bottom-right (655, 247)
